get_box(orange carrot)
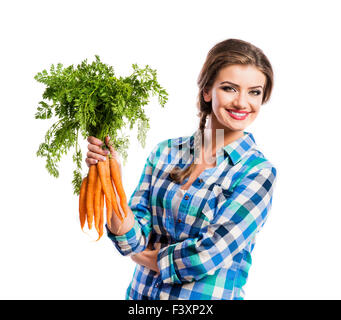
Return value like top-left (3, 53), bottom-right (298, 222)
top-left (106, 157), bottom-right (123, 222)
top-left (97, 157), bottom-right (113, 211)
top-left (94, 172), bottom-right (102, 235)
top-left (110, 181), bottom-right (124, 222)
top-left (97, 156), bottom-right (123, 226)
top-left (109, 157), bottom-right (128, 218)
top-left (105, 193), bottom-right (113, 229)
top-left (97, 190), bottom-right (104, 241)
top-left (86, 164), bottom-right (97, 230)
top-left (79, 176), bottom-right (88, 230)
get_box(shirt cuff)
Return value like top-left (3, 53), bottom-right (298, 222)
top-left (105, 218), bottom-right (142, 255)
top-left (157, 244), bottom-right (182, 284)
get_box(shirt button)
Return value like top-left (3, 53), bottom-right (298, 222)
top-left (184, 195), bottom-right (189, 200)
top-left (177, 219), bottom-right (182, 223)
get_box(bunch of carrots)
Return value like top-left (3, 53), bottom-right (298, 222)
top-left (78, 153), bottom-right (128, 240)
top-left (34, 56), bottom-right (168, 241)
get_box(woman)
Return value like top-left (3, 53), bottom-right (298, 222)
top-left (86, 38), bottom-right (277, 300)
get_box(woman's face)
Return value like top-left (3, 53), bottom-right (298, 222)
top-left (203, 64), bottom-right (266, 133)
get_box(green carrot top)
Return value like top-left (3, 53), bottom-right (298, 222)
top-left (34, 55), bottom-right (168, 194)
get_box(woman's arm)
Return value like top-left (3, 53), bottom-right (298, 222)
top-left (86, 136), bottom-right (160, 256)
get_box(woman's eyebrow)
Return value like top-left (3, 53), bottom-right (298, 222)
top-left (220, 80), bottom-right (263, 89)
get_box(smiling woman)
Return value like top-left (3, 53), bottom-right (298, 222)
top-left (86, 38), bottom-right (277, 300)
top-left (204, 64), bottom-right (266, 134)
top-left (170, 39), bottom-right (274, 184)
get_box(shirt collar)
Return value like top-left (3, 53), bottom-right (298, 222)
top-left (174, 130), bottom-right (257, 166)
top-left (220, 131), bottom-right (257, 165)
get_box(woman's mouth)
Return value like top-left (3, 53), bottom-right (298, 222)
top-left (226, 109), bottom-right (249, 120)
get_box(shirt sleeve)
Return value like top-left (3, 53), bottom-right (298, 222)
top-left (106, 143), bottom-right (159, 256)
top-left (157, 165), bottom-right (277, 284)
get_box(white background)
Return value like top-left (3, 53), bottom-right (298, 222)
top-left (1, 0), bottom-right (340, 300)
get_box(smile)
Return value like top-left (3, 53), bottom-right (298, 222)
top-left (226, 109), bottom-right (249, 120)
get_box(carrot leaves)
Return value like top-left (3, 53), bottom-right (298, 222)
top-left (35, 55), bottom-right (168, 195)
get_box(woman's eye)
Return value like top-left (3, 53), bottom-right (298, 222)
top-left (250, 90), bottom-right (262, 96)
top-left (221, 86), bottom-right (235, 92)
top-left (221, 86), bottom-right (262, 96)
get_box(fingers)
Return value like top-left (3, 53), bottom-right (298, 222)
top-left (85, 136), bottom-right (109, 167)
top-left (88, 143), bottom-right (110, 157)
top-left (85, 136), bottom-right (122, 172)
top-left (105, 136), bottom-right (119, 158)
top-left (85, 157), bottom-right (98, 167)
top-left (86, 150), bottom-right (107, 163)
top-left (87, 136), bottom-right (104, 146)
top-left (104, 136), bottom-right (111, 147)
top-left (131, 255), bottom-right (139, 263)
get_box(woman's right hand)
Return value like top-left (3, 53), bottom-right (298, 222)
top-left (85, 135), bottom-right (123, 177)
top-left (85, 136), bottom-right (110, 167)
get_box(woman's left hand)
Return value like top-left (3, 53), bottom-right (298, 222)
top-left (131, 243), bottom-right (161, 274)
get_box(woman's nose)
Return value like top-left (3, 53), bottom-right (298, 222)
top-left (232, 92), bottom-right (248, 109)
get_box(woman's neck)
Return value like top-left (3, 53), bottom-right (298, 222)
top-left (203, 114), bottom-right (244, 158)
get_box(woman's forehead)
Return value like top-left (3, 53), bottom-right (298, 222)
top-left (216, 64), bottom-right (266, 87)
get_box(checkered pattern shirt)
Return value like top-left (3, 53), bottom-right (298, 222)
top-left (106, 130), bottom-right (277, 300)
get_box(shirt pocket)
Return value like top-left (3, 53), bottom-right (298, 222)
top-left (199, 183), bottom-right (234, 223)
top-left (181, 184), bottom-right (223, 238)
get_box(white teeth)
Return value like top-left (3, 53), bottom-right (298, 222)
top-left (229, 111), bottom-right (248, 117)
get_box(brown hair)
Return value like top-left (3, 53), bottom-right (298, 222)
top-left (169, 38), bottom-right (274, 184)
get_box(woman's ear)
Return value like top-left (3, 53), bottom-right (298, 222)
top-left (202, 88), bottom-right (212, 103)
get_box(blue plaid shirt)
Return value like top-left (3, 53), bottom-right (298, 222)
top-left (107, 130), bottom-right (277, 300)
